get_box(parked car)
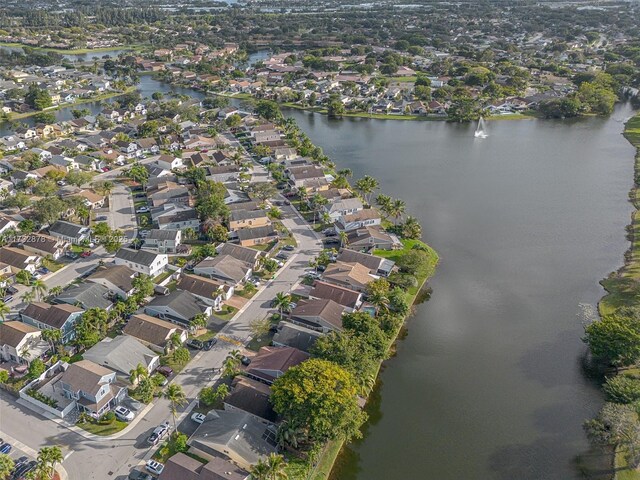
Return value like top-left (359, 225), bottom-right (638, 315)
top-left (114, 406), bottom-right (134, 422)
top-left (316, 264), bottom-right (326, 272)
top-left (128, 469), bottom-right (153, 480)
top-left (31, 272), bottom-right (42, 279)
top-left (145, 460), bottom-right (164, 476)
top-left (56, 180), bottom-right (66, 186)
top-left (185, 339), bottom-right (203, 350)
top-left (191, 412), bottom-right (206, 424)
top-left (66, 252), bottom-right (79, 260)
top-left (12, 456), bottom-right (28, 471)
top-left (12, 460), bottom-right (36, 480)
top-left (202, 338), bottom-right (217, 351)
top-left (95, 215), bottom-right (108, 221)
top-left (305, 270), bottom-right (322, 279)
top-left (323, 229), bottom-right (337, 237)
top-left (156, 366), bottom-right (173, 378)
top-left (241, 355), bottom-right (251, 366)
top-left (249, 277), bottom-right (261, 287)
top-left (0, 442), bottom-right (12, 454)
top-left (136, 206), bottom-right (150, 213)
top-left (275, 252), bottom-right (289, 260)
top-left (282, 245), bottom-right (295, 251)
top-left (323, 238), bottom-right (341, 246)
top-left (146, 422), bottom-right (170, 445)
top-left (80, 251), bottom-right (91, 258)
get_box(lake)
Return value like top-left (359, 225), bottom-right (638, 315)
top-left (283, 105), bottom-right (637, 480)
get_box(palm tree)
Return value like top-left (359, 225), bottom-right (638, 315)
top-left (0, 454), bottom-right (14, 480)
top-left (36, 446), bottom-right (63, 480)
top-left (369, 291), bottom-right (390, 313)
top-left (272, 292), bottom-right (292, 317)
top-left (339, 231), bottom-right (349, 249)
top-left (375, 194), bottom-right (392, 218)
top-left (129, 363), bottom-right (148, 385)
top-left (356, 373), bottom-right (377, 396)
top-left (166, 332), bottom-right (183, 353)
top-left (21, 290), bottom-right (35, 304)
top-left (48, 285), bottom-right (63, 297)
top-left (265, 453), bottom-right (288, 480)
top-left (189, 313), bottom-right (208, 332)
top-left (0, 301), bottom-right (9, 321)
top-left (321, 212), bottom-right (332, 226)
top-left (389, 199), bottom-right (406, 224)
top-left (31, 279), bottom-right (48, 301)
top-left (250, 460), bottom-right (270, 480)
top-left (337, 168), bottom-right (353, 178)
top-left (354, 175), bottom-right (379, 205)
top-left (41, 329), bottom-right (62, 353)
top-left (182, 227), bottom-right (197, 240)
top-left (164, 384), bottom-right (187, 432)
top-left (402, 216), bottom-right (422, 239)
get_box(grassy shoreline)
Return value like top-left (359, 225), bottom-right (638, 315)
top-left (598, 113), bottom-right (640, 480)
top-left (303, 240), bottom-right (439, 480)
top-left (599, 113), bottom-right (640, 317)
top-left (0, 41), bottom-right (142, 55)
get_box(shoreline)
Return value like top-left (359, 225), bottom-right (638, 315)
top-left (308, 242), bottom-right (438, 480)
top-left (0, 41), bottom-right (142, 55)
top-left (597, 112), bottom-right (640, 479)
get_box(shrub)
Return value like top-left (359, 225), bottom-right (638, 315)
top-left (603, 375), bottom-right (640, 404)
top-left (100, 411), bottom-right (116, 424)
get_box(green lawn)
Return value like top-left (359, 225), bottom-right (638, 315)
top-left (194, 329), bottom-right (218, 341)
top-left (235, 287), bottom-right (257, 299)
top-left (42, 258), bottom-right (64, 272)
top-left (246, 331), bottom-right (274, 352)
top-left (386, 75), bottom-right (417, 83)
top-left (212, 306), bottom-right (238, 321)
top-left (599, 113), bottom-right (640, 317)
top-left (153, 270), bottom-right (173, 284)
top-left (616, 448), bottom-right (640, 480)
top-left (78, 419), bottom-right (128, 436)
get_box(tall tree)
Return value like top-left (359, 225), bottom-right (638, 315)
top-left (164, 384), bottom-right (187, 432)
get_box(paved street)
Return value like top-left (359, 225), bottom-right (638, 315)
top-left (0, 202), bottom-right (323, 480)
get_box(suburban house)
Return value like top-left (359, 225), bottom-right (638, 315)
top-left (176, 274), bottom-right (233, 311)
top-left (236, 225), bottom-right (277, 247)
top-left (309, 281), bottom-right (363, 311)
top-left (335, 209), bottom-right (382, 232)
top-left (143, 229), bottom-right (182, 254)
top-left (114, 248), bottom-right (168, 278)
top-left (123, 313), bottom-right (188, 353)
top-left (193, 255), bottom-right (252, 286)
top-left (157, 452), bottom-right (249, 480)
top-left (337, 249), bottom-right (395, 277)
top-left (286, 165), bottom-right (328, 191)
top-left (86, 264), bottom-right (137, 299)
top-left (246, 346), bottom-right (309, 385)
top-left (48, 220), bottom-right (90, 245)
top-left (53, 282), bottom-right (113, 311)
top-left (345, 227), bottom-right (401, 251)
top-left (156, 154), bottom-right (183, 170)
top-left (0, 321), bottom-right (47, 364)
top-left (21, 233), bottom-right (69, 260)
top-left (0, 214), bottom-right (19, 234)
top-left (289, 298), bottom-right (346, 332)
top-left (0, 247), bottom-right (41, 273)
top-left (188, 410), bottom-right (277, 469)
top-left (58, 359), bottom-right (126, 417)
top-left (216, 243), bottom-right (262, 269)
top-left (322, 261), bottom-right (377, 292)
top-left (272, 322), bottom-right (323, 352)
top-left (153, 205), bottom-right (200, 231)
top-left (224, 376), bottom-right (277, 423)
top-left (20, 302), bottom-right (83, 344)
top-left (229, 209), bottom-right (270, 233)
top-left (324, 198), bottom-right (364, 221)
top-left (144, 290), bottom-right (212, 326)
top-left (83, 336), bottom-right (160, 378)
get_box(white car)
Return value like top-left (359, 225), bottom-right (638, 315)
top-left (305, 270), bottom-right (322, 279)
top-left (114, 406), bottom-right (134, 422)
top-left (145, 460), bottom-right (164, 476)
top-left (136, 206), bottom-right (150, 213)
top-left (191, 412), bottom-right (206, 424)
top-left (57, 180), bottom-right (66, 186)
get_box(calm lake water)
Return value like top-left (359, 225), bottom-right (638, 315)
top-left (284, 105), bottom-right (637, 480)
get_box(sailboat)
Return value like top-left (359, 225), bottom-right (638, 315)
top-left (474, 116), bottom-right (488, 138)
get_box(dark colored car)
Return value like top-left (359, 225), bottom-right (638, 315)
top-left (0, 442), bottom-right (12, 454)
top-left (12, 460), bottom-right (37, 480)
top-left (282, 245), bottom-right (294, 251)
top-left (186, 339), bottom-right (203, 350)
top-left (66, 252), bottom-right (79, 260)
top-left (275, 252), bottom-right (288, 260)
top-left (241, 356), bottom-right (251, 366)
top-left (156, 366), bottom-right (173, 377)
top-left (128, 469), bottom-right (153, 480)
top-left (202, 338), bottom-right (217, 351)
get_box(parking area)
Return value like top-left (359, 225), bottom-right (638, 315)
top-left (0, 435), bottom-right (37, 480)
